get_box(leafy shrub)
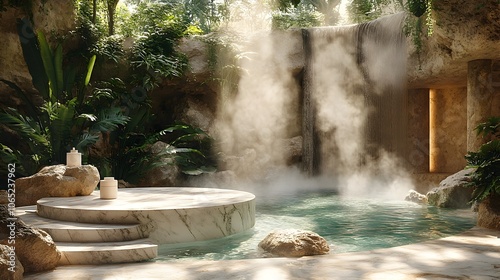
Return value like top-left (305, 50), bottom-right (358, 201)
top-left (161, 123), bottom-right (217, 175)
top-left (465, 117), bottom-right (500, 203)
top-left (272, 3), bottom-right (324, 30)
top-left (0, 19), bottom-right (128, 177)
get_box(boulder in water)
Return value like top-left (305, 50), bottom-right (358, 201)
top-left (426, 169), bottom-right (474, 208)
top-left (405, 190), bottom-right (428, 204)
top-left (258, 229), bottom-right (330, 257)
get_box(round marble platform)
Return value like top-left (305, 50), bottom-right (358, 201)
top-left (36, 187), bottom-right (256, 244)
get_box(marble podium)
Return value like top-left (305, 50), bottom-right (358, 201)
top-left (36, 187), bottom-right (256, 244)
top-left (16, 187), bottom-right (255, 265)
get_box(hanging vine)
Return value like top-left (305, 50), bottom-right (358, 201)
top-left (404, 0), bottom-right (435, 67)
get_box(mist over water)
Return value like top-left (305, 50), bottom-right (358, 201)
top-left (208, 8), bottom-right (413, 200)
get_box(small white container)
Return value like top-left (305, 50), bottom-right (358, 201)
top-left (66, 147), bottom-right (81, 167)
top-left (100, 177), bottom-right (118, 199)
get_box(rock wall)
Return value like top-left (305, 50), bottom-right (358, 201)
top-left (407, 0), bottom-right (500, 88)
top-left (1, 1), bottom-right (498, 181)
top-left (430, 87), bottom-right (467, 173)
top-left (0, 0), bottom-right (76, 106)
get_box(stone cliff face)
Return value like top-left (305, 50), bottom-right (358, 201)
top-left (2, 2), bottom-right (497, 108)
top-left (0, 0), bottom-right (76, 106)
top-left (406, 0), bottom-right (500, 88)
top-left (0, 1), bottom-right (498, 180)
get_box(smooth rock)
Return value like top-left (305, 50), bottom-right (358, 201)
top-left (477, 193), bottom-right (500, 231)
top-left (405, 190), bottom-right (428, 204)
top-left (15, 164), bottom-right (99, 206)
top-left (258, 229), bottom-right (330, 257)
top-left (426, 169), bottom-right (474, 208)
top-left (0, 244), bottom-right (24, 280)
top-left (177, 96), bottom-right (214, 133)
top-left (0, 205), bottom-right (61, 273)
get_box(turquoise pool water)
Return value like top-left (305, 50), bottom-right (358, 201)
top-left (157, 190), bottom-right (476, 261)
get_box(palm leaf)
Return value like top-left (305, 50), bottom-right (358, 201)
top-left (90, 107), bottom-right (130, 132)
top-left (84, 55), bottom-right (97, 86)
top-left (54, 43), bottom-right (64, 100)
top-left (0, 110), bottom-right (48, 147)
top-left (0, 79), bottom-right (40, 122)
top-left (37, 30), bottom-right (58, 101)
top-left (75, 133), bottom-right (100, 152)
top-left (16, 18), bottom-right (49, 99)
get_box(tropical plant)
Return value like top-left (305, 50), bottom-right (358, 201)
top-left (0, 18), bottom-right (128, 176)
top-left (183, 0), bottom-right (230, 33)
top-left (403, 0), bottom-right (433, 65)
top-left (161, 123), bottom-right (217, 175)
top-left (128, 2), bottom-right (191, 90)
top-left (465, 116), bottom-right (500, 203)
top-left (272, 3), bottom-right (324, 30)
top-left (84, 78), bottom-right (216, 183)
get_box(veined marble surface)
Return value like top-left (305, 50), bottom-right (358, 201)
top-left (57, 239), bottom-right (158, 265)
top-left (15, 207), bottom-right (147, 242)
top-left (36, 187), bottom-right (256, 244)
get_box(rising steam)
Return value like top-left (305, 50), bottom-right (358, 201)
top-left (207, 4), bottom-right (413, 200)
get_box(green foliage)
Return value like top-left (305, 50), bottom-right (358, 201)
top-left (0, 19), bottom-right (128, 176)
top-left (465, 117), bottom-right (500, 203)
top-left (272, 3), bottom-right (324, 30)
top-left (160, 123), bottom-right (217, 175)
top-left (475, 116), bottom-right (500, 139)
top-left (202, 33), bottom-right (247, 100)
top-left (86, 78), bottom-right (216, 182)
top-left (75, 0), bottom-right (106, 47)
top-left (407, 0), bottom-right (427, 17)
top-left (127, 2), bottom-right (191, 90)
top-left (183, 0), bottom-right (230, 33)
top-left (403, 0), bottom-right (434, 65)
top-left (91, 34), bottom-right (125, 63)
top-left (348, 0), bottom-right (392, 23)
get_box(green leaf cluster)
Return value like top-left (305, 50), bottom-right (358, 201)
top-left (465, 117), bottom-right (500, 203)
top-left (272, 3), bottom-right (324, 30)
top-left (0, 18), bottom-right (128, 177)
top-left (159, 123), bottom-right (217, 176)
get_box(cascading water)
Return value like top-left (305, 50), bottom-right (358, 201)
top-left (301, 13), bottom-right (408, 184)
top-left (159, 12), bottom-right (476, 263)
top-left (213, 13), bottom-right (413, 198)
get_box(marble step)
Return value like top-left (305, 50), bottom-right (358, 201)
top-left (57, 239), bottom-right (158, 265)
top-left (16, 207), bottom-right (148, 243)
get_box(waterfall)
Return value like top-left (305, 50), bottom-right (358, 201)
top-left (301, 13), bottom-right (408, 176)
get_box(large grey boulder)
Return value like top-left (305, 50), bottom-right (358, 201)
top-left (0, 205), bottom-right (61, 273)
top-left (426, 169), bottom-right (474, 208)
top-left (15, 164), bottom-right (99, 206)
top-left (258, 229), bottom-right (330, 257)
top-left (0, 244), bottom-right (24, 280)
top-left (177, 96), bottom-right (214, 133)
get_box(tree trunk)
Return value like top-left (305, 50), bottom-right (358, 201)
top-left (92, 0), bottom-right (97, 24)
top-left (107, 0), bottom-right (119, 35)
